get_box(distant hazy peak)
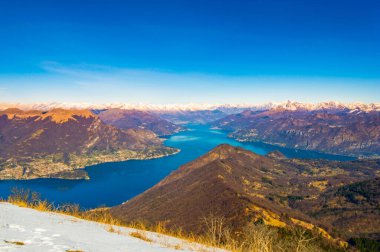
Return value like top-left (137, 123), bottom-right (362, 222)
top-left (274, 100), bottom-right (380, 112)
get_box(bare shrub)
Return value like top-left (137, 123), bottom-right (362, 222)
top-left (202, 213), bottom-right (226, 246)
top-left (240, 223), bottom-right (275, 252)
top-left (130, 231), bottom-right (152, 242)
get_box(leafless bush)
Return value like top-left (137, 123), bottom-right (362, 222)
top-left (202, 213), bottom-right (226, 246)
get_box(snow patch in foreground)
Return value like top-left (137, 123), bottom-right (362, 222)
top-left (0, 203), bottom-right (224, 252)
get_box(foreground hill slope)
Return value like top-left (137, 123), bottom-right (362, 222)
top-left (0, 108), bottom-right (177, 180)
top-left (98, 108), bottom-right (182, 136)
top-left (212, 108), bottom-right (380, 157)
top-left (0, 203), bottom-right (220, 252)
top-left (111, 144), bottom-right (380, 240)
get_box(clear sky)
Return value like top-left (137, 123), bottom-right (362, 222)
top-left (0, 0), bottom-right (379, 104)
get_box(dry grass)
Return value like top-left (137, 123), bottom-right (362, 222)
top-left (3, 188), bottom-right (121, 227)
top-left (4, 240), bottom-right (25, 246)
top-left (1, 188), bottom-right (345, 252)
top-left (129, 231), bottom-right (153, 242)
top-left (106, 225), bottom-right (123, 235)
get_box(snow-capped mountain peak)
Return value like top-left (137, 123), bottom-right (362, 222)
top-left (1, 101), bottom-right (379, 113)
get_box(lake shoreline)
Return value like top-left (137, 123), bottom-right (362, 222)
top-left (0, 124), bottom-right (355, 208)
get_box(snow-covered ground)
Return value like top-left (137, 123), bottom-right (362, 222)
top-left (0, 203), bottom-right (224, 252)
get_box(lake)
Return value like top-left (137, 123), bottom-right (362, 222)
top-left (0, 124), bottom-right (353, 208)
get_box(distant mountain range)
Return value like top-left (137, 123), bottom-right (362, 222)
top-left (2, 101), bottom-right (379, 113)
top-left (111, 144), bottom-right (380, 241)
top-left (1, 100), bottom-right (379, 179)
top-left (0, 108), bottom-right (178, 180)
top-left (4, 100), bottom-right (379, 127)
top-left (212, 108), bottom-right (380, 158)
top-left (154, 110), bottom-right (227, 124)
top-left (97, 108), bottom-right (182, 136)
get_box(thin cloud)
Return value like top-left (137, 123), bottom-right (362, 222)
top-left (1, 62), bottom-right (379, 104)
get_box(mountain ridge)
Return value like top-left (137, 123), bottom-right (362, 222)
top-left (111, 144), bottom-right (380, 241)
top-left (212, 108), bottom-right (380, 158)
top-left (0, 108), bottom-right (178, 180)
top-left (2, 101), bottom-right (379, 113)
top-left (98, 108), bottom-right (182, 136)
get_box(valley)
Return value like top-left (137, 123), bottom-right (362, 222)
top-left (1, 104), bottom-right (379, 251)
top-left (2, 1), bottom-right (379, 250)
top-left (0, 123), bottom-right (353, 208)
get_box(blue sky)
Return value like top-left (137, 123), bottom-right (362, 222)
top-left (0, 0), bottom-right (379, 104)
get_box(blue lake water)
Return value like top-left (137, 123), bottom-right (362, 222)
top-left (0, 124), bottom-right (353, 209)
